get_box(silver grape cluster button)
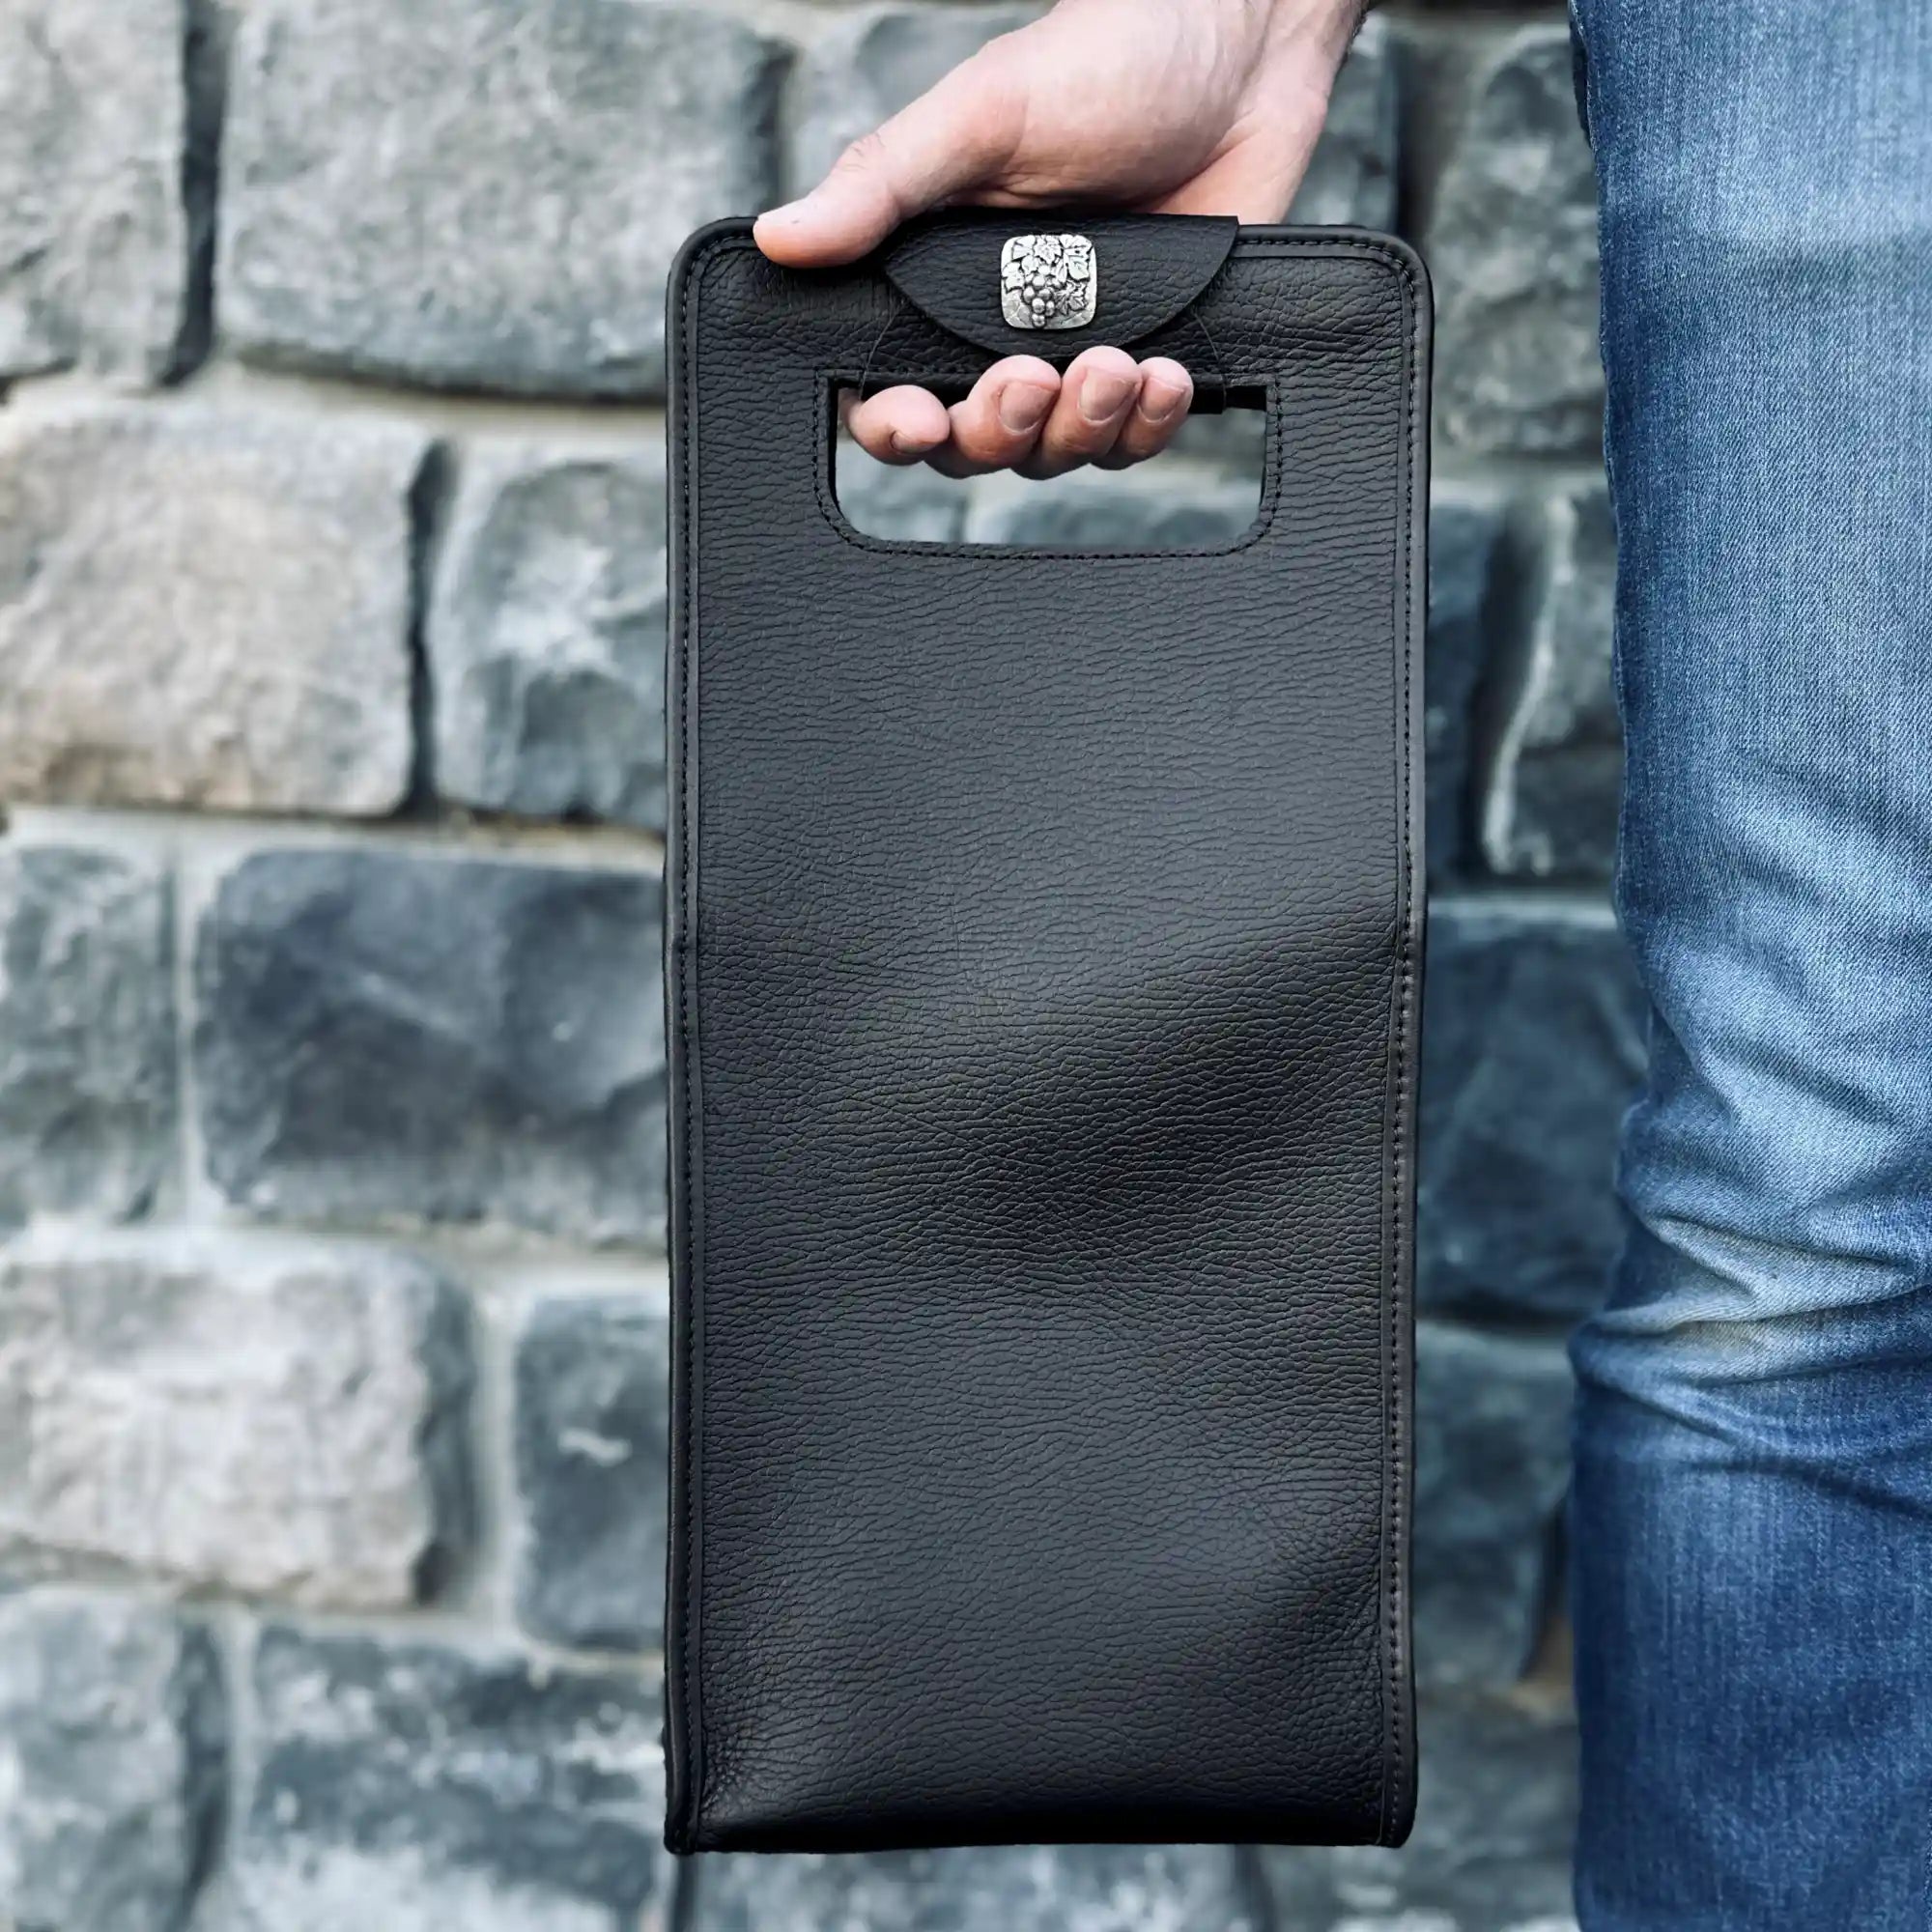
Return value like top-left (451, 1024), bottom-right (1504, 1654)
top-left (1000, 233), bottom-right (1097, 330)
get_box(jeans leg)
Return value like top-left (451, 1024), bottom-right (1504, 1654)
top-left (1567, 3), bottom-right (1932, 1926)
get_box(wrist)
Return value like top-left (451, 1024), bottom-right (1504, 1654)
top-left (1269, 0), bottom-right (1373, 58)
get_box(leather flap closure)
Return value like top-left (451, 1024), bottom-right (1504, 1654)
top-left (878, 210), bottom-right (1239, 363)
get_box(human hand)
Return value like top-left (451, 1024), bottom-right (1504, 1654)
top-left (755, 0), bottom-right (1368, 476)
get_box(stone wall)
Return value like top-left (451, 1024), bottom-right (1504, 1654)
top-left (0, 1), bottom-right (1627, 1926)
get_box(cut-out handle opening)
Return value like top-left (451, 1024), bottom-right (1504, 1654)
top-left (833, 389), bottom-right (1269, 553)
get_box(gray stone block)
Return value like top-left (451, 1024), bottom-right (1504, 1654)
top-left (0, 1588), bottom-right (223, 1932)
top-left (1416, 1320), bottom-right (1574, 1689)
top-left (514, 1295), bottom-right (668, 1654)
top-left (835, 444), bottom-right (973, 544)
top-left (1261, 1692), bottom-right (1577, 1930)
top-left (1420, 895), bottom-right (1646, 1323)
top-left (1480, 476), bottom-right (1619, 880)
top-left (220, 0), bottom-right (786, 398)
top-left (1290, 14), bottom-right (1399, 229)
top-left (1425, 24), bottom-right (1603, 456)
top-left (194, 848), bottom-right (666, 1248)
top-left (690, 1841), bottom-right (1261, 1932)
top-left (0, 406), bottom-right (420, 815)
top-left (0, 844), bottom-right (175, 1225)
top-left (1130, 400), bottom-right (1271, 475)
top-left (0, 0), bottom-right (191, 384)
top-left (427, 444), bottom-right (667, 829)
top-left (790, 5), bottom-right (1042, 197)
top-left (0, 1228), bottom-right (470, 1606)
top-left (1426, 479), bottom-right (1509, 882)
top-left (963, 465), bottom-right (1260, 550)
top-left (234, 1626), bottom-right (668, 1932)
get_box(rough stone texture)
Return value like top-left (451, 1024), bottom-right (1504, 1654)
top-left (514, 1295), bottom-right (668, 1653)
top-left (0, 406), bottom-right (419, 815)
top-left (1415, 1320), bottom-right (1575, 1689)
top-left (194, 848), bottom-right (667, 1248)
top-left (690, 1841), bottom-right (1261, 1932)
top-left (220, 0), bottom-right (786, 399)
top-left (233, 1627), bottom-right (668, 1932)
top-left (1420, 896), bottom-right (1646, 1323)
top-left (963, 465), bottom-right (1260, 550)
top-left (837, 432), bottom-right (1267, 548)
top-left (791, 4), bottom-right (1042, 194)
top-left (1425, 24), bottom-right (1603, 456)
top-left (0, 1588), bottom-right (223, 1932)
top-left (1262, 1693), bottom-right (1578, 1930)
top-left (0, 844), bottom-right (175, 1225)
top-left (1427, 480), bottom-right (1509, 882)
top-left (0, 0), bottom-right (190, 384)
top-left (1132, 398), bottom-right (1272, 474)
top-left (836, 442), bottom-right (973, 544)
top-left (427, 444), bottom-right (668, 830)
top-left (0, 1228), bottom-right (470, 1606)
top-left (1481, 477), bottom-right (1619, 879)
top-left (1291, 14), bottom-right (1399, 229)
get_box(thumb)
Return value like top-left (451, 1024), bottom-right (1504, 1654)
top-left (755, 54), bottom-right (1024, 268)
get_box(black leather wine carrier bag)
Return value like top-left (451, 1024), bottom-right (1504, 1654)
top-left (665, 211), bottom-right (1430, 1855)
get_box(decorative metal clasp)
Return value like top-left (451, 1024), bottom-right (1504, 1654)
top-left (1001, 233), bottom-right (1097, 330)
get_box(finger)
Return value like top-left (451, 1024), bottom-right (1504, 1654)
top-left (841, 384), bottom-right (952, 466)
top-left (754, 51), bottom-right (1025, 269)
top-left (1092, 358), bottom-right (1194, 470)
top-left (1019, 347), bottom-right (1143, 479)
top-left (924, 356), bottom-right (1061, 476)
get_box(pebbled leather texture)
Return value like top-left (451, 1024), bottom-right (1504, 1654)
top-left (881, 209), bottom-right (1238, 365)
top-left (665, 213), bottom-right (1430, 1857)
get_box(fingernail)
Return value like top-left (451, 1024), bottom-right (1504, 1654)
top-left (760, 197), bottom-right (810, 226)
top-left (888, 430), bottom-right (934, 456)
top-left (1079, 371), bottom-right (1137, 425)
top-left (1139, 380), bottom-right (1189, 425)
top-left (999, 382), bottom-right (1055, 434)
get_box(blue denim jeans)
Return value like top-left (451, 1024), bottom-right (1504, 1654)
top-left (1565, 1), bottom-right (1932, 1924)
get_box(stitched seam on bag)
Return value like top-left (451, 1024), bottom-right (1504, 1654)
top-left (812, 371), bottom-right (1283, 560)
top-left (1376, 241), bottom-right (1417, 1850)
top-left (674, 228), bottom-right (748, 1846)
top-left (1381, 242), bottom-right (1420, 1849)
